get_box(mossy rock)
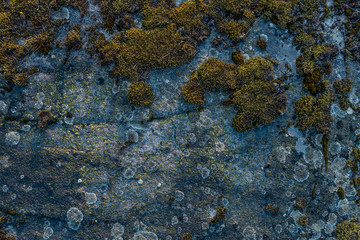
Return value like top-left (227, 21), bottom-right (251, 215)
top-left (197, 58), bottom-right (236, 90)
top-left (127, 81), bottom-right (154, 106)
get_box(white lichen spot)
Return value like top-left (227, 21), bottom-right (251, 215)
top-left (5, 131), bottom-right (20, 146)
top-left (293, 163), bottom-right (309, 182)
top-left (67, 207), bottom-right (83, 230)
top-left (215, 141), bottom-right (225, 152)
top-left (43, 226), bottom-right (54, 239)
top-left (174, 190), bottom-right (184, 202)
top-left (201, 167), bottom-right (210, 179)
top-left (85, 192), bottom-right (97, 205)
top-left (111, 223), bottom-right (125, 240)
top-left (242, 226), bottom-right (256, 239)
top-left (123, 167), bottom-right (136, 179)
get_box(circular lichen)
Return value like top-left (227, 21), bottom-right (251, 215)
top-left (335, 221), bottom-right (360, 240)
top-left (127, 81), bottom-right (154, 106)
top-left (197, 58), bottom-right (236, 90)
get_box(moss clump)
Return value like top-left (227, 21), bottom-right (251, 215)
top-left (231, 51), bottom-right (245, 65)
top-left (295, 91), bottom-right (333, 133)
top-left (197, 58), bottom-right (236, 90)
top-left (337, 187), bottom-right (345, 199)
top-left (141, 5), bottom-right (170, 30)
top-left (334, 78), bottom-right (352, 95)
top-left (293, 31), bottom-right (315, 48)
top-left (38, 110), bottom-right (53, 129)
top-left (257, 36), bottom-right (267, 51)
top-left (25, 31), bottom-right (55, 55)
top-left (182, 72), bottom-right (205, 105)
top-left (294, 197), bottom-right (307, 210)
top-left (235, 56), bottom-right (274, 85)
top-left (127, 81), bottom-right (154, 106)
top-left (210, 207), bottom-right (226, 224)
top-left (216, 20), bottom-right (251, 42)
top-left (352, 148), bottom-right (360, 162)
top-left (297, 216), bottom-right (308, 227)
top-left (182, 233), bottom-right (192, 240)
top-left (231, 79), bottom-right (287, 132)
top-left (335, 221), bottom-right (360, 240)
top-left (260, 0), bottom-right (294, 29)
top-left (64, 25), bottom-right (83, 50)
top-left (100, 26), bottom-right (196, 79)
top-left (333, 78), bottom-right (353, 110)
top-left (265, 203), bottom-right (279, 214)
top-left (170, 1), bottom-right (208, 33)
top-left (0, 40), bottom-right (33, 86)
top-left (302, 69), bottom-right (329, 95)
top-left (0, 228), bottom-right (16, 240)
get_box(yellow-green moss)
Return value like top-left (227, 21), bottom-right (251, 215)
top-left (231, 79), bottom-right (287, 132)
top-left (235, 56), bottom-right (274, 85)
top-left (265, 203), bottom-right (279, 214)
top-left (303, 69), bottom-right (329, 95)
top-left (231, 51), bottom-right (245, 65)
top-left (127, 81), bottom-right (154, 106)
top-left (297, 216), bottom-right (308, 227)
top-left (25, 31), bottom-right (55, 55)
top-left (293, 31), bottom-right (315, 47)
top-left (216, 20), bottom-right (251, 42)
top-left (335, 221), bottom-right (360, 240)
top-left (337, 186), bottom-right (345, 199)
top-left (100, 26), bottom-right (196, 79)
top-left (295, 91), bottom-right (333, 133)
top-left (294, 197), bottom-right (307, 210)
top-left (64, 25), bottom-right (83, 50)
top-left (210, 0), bottom-right (251, 16)
top-left (182, 72), bottom-right (205, 105)
top-left (352, 148), bottom-right (360, 162)
top-left (257, 37), bottom-right (267, 51)
top-left (197, 58), bottom-right (236, 90)
top-left (260, 0), bottom-right (294, 29)
top-left (141, 5), bottom-right (170, 29)
top-left (182, 233), bottom-right (192, 240)
top-left (334, 78), bottom-right (353, 95)
top-left (170, 1), bottom-right (207, 33)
